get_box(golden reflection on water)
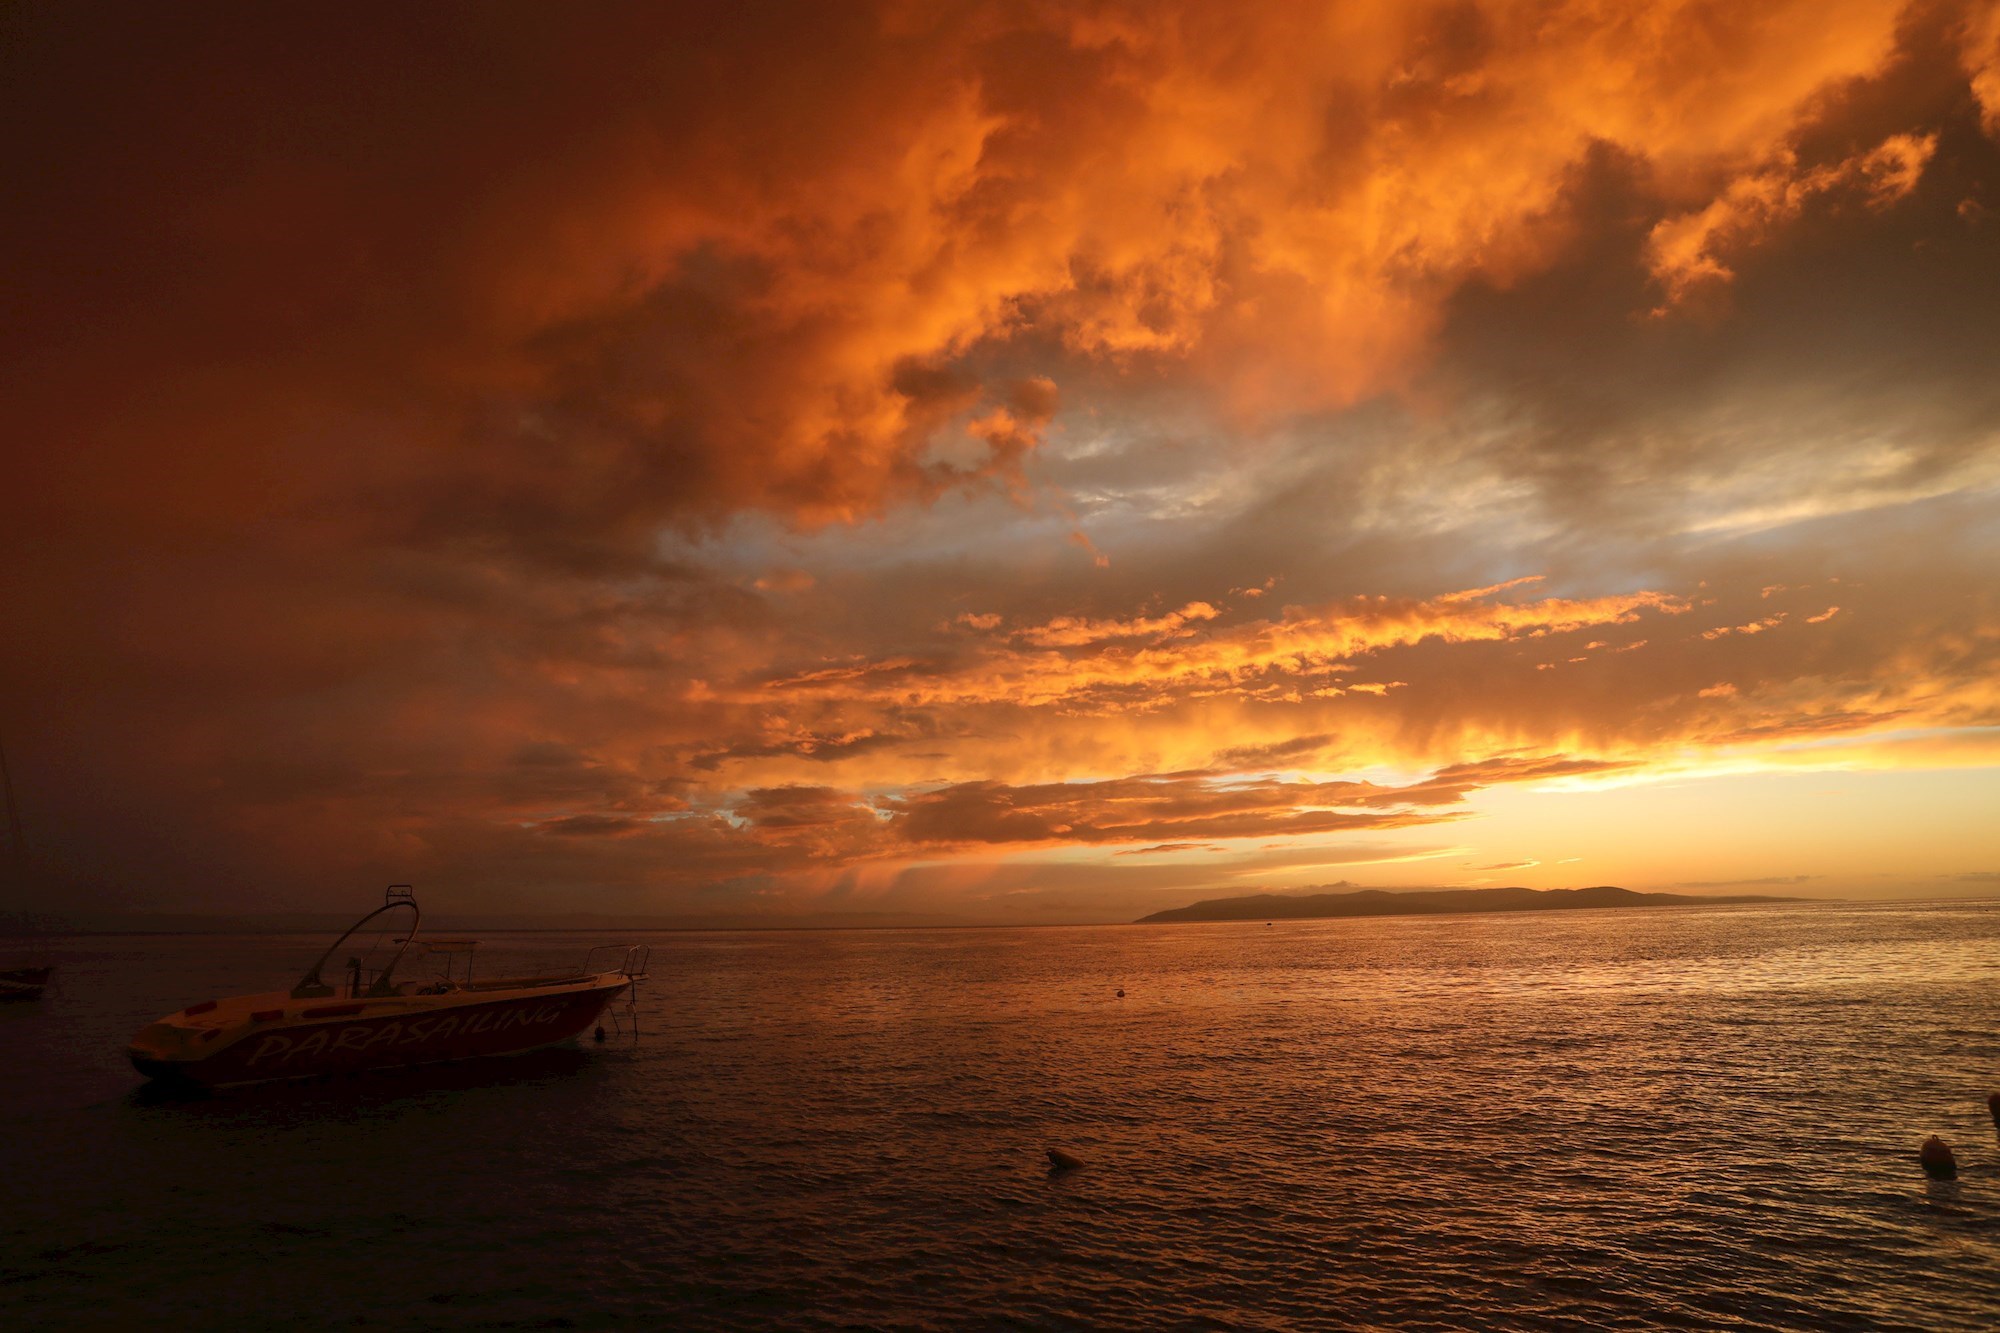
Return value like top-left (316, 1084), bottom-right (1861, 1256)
top-left (5, 901), bottom-right (1999, 1329)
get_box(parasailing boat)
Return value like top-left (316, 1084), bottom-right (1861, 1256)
top-left (127, 886), bottom-right (648, 1087)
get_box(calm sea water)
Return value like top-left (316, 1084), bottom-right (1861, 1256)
top-left (4, 901), bottom-right (1998, 1330)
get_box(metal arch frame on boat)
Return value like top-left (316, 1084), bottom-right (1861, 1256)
top-left (292, 885), bottom-right (421, 1000)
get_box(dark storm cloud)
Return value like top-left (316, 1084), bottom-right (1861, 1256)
top-left (1430, 6), bottom-right (2000, 546)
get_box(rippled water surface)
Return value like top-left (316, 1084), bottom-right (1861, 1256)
top-left (5, 901), bottom-right (1999, 1329)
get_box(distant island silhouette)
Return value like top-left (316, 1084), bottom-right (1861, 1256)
top-left (1136, 885), bottom-right (1807, 924)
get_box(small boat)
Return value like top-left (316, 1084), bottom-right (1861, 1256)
top-left (0, 966), bottom-right (52, 1001)
top-left (128, 886), bottom-right (648, 1087)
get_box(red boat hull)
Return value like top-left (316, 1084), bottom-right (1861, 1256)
top-left (129, 979), bottom-right (628, 1087)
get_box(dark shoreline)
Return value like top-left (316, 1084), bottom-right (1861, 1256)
top-left (1137, 884), bottom-right (1810, 924)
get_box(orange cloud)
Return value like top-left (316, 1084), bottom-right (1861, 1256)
top-left (1647, 132), bottom-right (1937, 309)
top-left (1010, 600), bottom-right (1223, 648)
top-left (25, 0), bottom-right (1923, 551)
top-left (1961, 1), bottom-right (2000, 136)
top-left (1702, 614), bottom-right (1788, 639)
top-left (766, 580), bottom-right (1687, 710)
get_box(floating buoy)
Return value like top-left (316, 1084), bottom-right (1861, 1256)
top-left (1988, 1092), bottom-right (1999, 1130)
top-left (1115, 988), bottom-right (1125, 998)
top-left (1919, 1135), bottom-right (1957, 1179)
top-left (1047, 1147), bottom-right (1085, 1172)
top-left (593, 1025), bottom-right (607, 1043)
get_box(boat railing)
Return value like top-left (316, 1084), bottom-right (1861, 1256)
top-left (581, 943), bottom-right (651, 980)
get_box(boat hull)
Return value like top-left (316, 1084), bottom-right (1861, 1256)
top-left (129, 976), bottom-right (629, 1087)
top-left (0, 966), bottom-right (52, 1001)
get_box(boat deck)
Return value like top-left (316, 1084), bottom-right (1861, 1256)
top-left (147, 970), bottom-right (625, 1033)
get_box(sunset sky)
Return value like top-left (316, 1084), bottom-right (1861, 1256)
top-left (5, 1), bottom-right (1999, 923)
